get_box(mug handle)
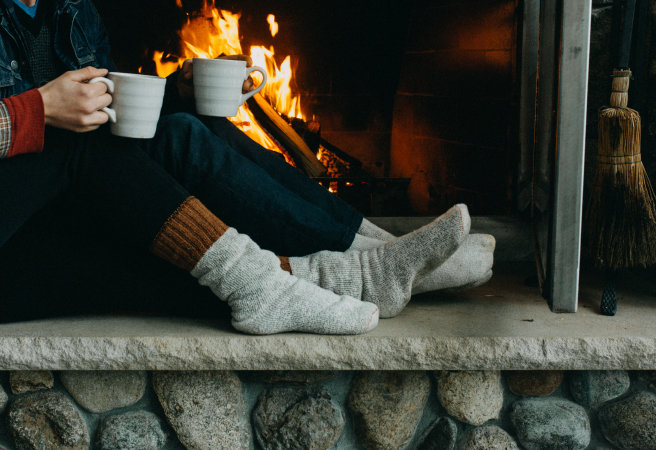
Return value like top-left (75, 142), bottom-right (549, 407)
top-left (88, 77), bottom-right (117, 123)
top-left (241, 66), bottom-right (268, 103)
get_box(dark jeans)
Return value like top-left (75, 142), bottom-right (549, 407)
top-left (0, 114), bottom-right (362, 320)
top-left (148, 114), bottom-right (362, 256)
top-left (0, 126), bottom-right (189, 249)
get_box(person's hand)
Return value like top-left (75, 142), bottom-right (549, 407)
top-left (176, 55), bottom-right (256, 100)
top-left (37, 67), bottom-right (113, 132)
top-left (177, 59), bottom-right (195, 100)
top-left (217, 54), bottom-right (255, 93)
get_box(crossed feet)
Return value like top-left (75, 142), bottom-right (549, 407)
top-left (194, 204), bottom-right (494, 335)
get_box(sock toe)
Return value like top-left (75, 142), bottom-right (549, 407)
top-left (365, 305), bottom-right (379, 332)
top-left (471, 233), bottom-right (495, 251)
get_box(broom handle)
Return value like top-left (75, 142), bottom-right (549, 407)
top-left (618, 0), bottom-right (637, 69)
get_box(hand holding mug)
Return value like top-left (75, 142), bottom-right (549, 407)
top-left (37, 67), bottom-right (113, 133)
top-left (193, 57), bottom-right (268, 117)
top-left (177, 55), bottom-right (257, 100)
top-left (89, 72), bottom-right (166, 139)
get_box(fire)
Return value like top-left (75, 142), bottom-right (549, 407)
top-left (151, 1), bottom-right (305, 160)
top-left (267, 14), bottom-right (279, 38)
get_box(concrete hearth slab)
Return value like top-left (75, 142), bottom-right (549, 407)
top-left (0, 262), bottom-right (654, 370)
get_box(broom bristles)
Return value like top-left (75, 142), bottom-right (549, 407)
top-left (585, 103), bottom-right (656, 270)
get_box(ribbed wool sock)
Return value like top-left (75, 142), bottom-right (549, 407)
top-left (411, 234), bottom-right (495, 295)
top-left (348, 225), bottom-right (495, 294)
top-left (357, 218), bottom-right (396, 241)
top-left (192, 229), bottom-right (379, 335)
top-left (152, 197), bottom-right (379, 335)
top-left (288, 204), bottom-right (470, 318)
top-left (349, 233), bottom-right (384, 251)
top-left (151, 197), bottom-right (229, 271)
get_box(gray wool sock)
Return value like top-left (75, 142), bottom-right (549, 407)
top-left (351, 223), bottom-right (496, 294)
top-left (349, 233), bottom-right (386, 251)
top-left (290, 204), bottom-right (470, 318)
top-left (357, 218), bottom-right (396, 241)
top-left (191, 228), bottom-right (379, 335)
top-left (412, 234), bottom-right (495, 295)
top-left (439, 269), bottom-right (493, 294)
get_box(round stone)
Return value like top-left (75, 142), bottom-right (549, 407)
top-left (152, 371), bottom-right (249, 450)
top-left (417, 416), bottom-right (457, 450)
top-left (349, 371), bottom-right (430, 449)
top-left (9, 371), bottom-right (54, 394)
top-left (436, 371), bottom-right (503, 426)
top-left (507, 371), bottom-right (564, 397)
top-left (97, 411), bottom-right (167, 450)
top-left (569, 370), bottom-right (630, 409)
top-left (60, 371), bottom-right (147, 413)
top-left (598, 390), bottom-right (656, 450)
top-left (510, 398), bottom-right (590, 450)
top-left (459, 425), bottom-right (519, 450)
top-left (253, 388), bottom-right (344, 450)
top-left (243, 370), bottom-right (338, 385)
top-left (8, 390), bottom-right (89, 450)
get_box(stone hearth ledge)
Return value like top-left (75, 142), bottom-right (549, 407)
top-left (0, 262), bottom-right (654, 371)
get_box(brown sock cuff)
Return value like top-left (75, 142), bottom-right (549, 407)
top-left (279, 256), bottom-right (292, 274)
top-left (151, 196), bottom-right (229, 271)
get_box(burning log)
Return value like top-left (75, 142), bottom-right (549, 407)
top-left (247, 94), bottom-right (326, 177)
top-left (317, 138), bottom-right (362, 174)
top-left (284, 114), bottom-right (364, 177)
top-left (289, 117), bottom-right (321, 154)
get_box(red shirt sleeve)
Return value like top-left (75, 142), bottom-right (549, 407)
top-left (2, 89), bottom-right (45, 158)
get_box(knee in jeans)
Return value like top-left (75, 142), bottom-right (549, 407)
top-left (158, 112), bottom-right (203, 133)
top-left (154, 113), bottom-right (231, 164)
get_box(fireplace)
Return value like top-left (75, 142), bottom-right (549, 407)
top-left (95, 0), bottom-right (519, 216)
top-left (94, 0), bottom-right (593, 313)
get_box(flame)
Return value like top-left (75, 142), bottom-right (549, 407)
top-left (250, 47), bottom-right (303, 120)
top-left (267, 14), bottom-right (279, 38)
top-left (151, 1), bottom-right (305, 159)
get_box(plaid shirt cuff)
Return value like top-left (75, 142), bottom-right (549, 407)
top-left (1, 89), bottom-right (45, 158)
top-left (0, 101), bottom-right (10, 159)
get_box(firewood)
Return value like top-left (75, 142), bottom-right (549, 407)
top-left (247, 94), bottom-right (326, 177)
top-left (318, 138), bottom-right (362, 172)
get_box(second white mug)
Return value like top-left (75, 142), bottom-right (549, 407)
top-left (193, 58), bottom-right (267, 117)
top-left (90, 72), bottom-right (166, 139)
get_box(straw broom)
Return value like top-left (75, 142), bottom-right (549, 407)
top-left (586, 70), bottom-right (656, 269)
top-left (584, 0), bottom-right (656, 314)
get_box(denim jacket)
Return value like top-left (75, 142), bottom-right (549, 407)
top-left (0, 0), bottom-right (115, 99)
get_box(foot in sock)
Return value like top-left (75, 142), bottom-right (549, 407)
top-left (289, 204), bottom-right (470, 318)
top-left (357, 218), bottom-right (396, 242)
top-left (439, 269), bottom-right (493, 293)
top-left (192, 228), bottom-right (379, 335)
top-left (352, 220), bottom-right (495, 294)
top-left (412, 234), bottom-right (495, 295)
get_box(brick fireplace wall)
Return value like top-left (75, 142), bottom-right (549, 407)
top-left (390, 0), bottom-right (519, 215)
top-left (94, 0), bottom-right (656, 219)
top-left (95, 0), bottom-right (519, 215)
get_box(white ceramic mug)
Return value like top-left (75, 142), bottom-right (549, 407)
top-left (89, 72), bottom-right (166, 139)
top-left (193, 58), bottom-right (267, 117)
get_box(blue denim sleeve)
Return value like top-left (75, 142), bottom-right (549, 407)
top-left (85, 0), bottom-right (116, 72)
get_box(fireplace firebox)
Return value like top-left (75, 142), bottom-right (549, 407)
top-left (94, 0), bottom-right (593, 313)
